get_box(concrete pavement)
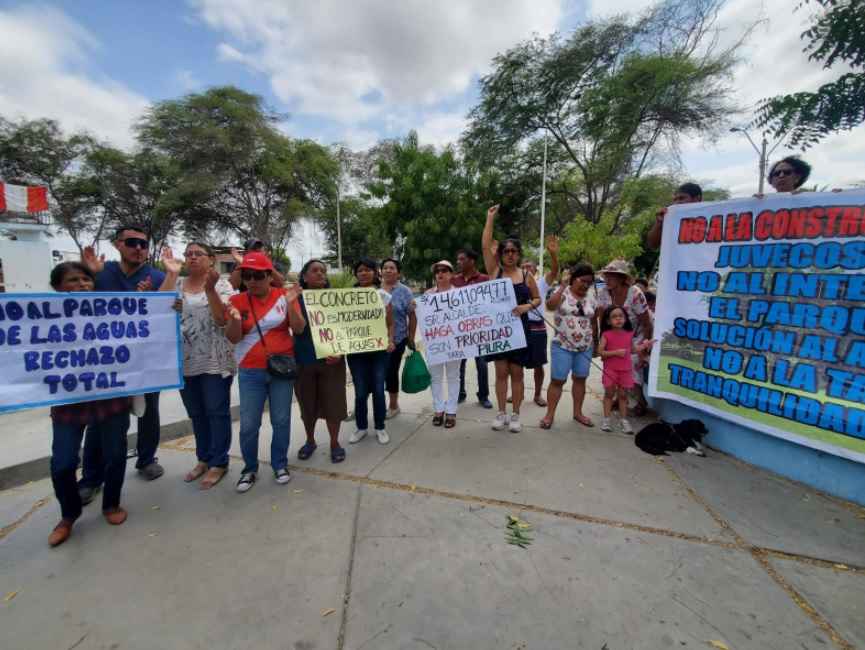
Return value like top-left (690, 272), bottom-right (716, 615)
top-left (1, 371), bottom-right (864, 650)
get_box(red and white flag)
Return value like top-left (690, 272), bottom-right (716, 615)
top-left (0, 182), bottom-right (49, 213)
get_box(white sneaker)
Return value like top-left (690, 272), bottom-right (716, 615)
top-left (376, 429), bottom-right (390, 444)
top-left (621, 419), bottom-right (633, 434)
top-left (349, 429), bottom-right (368, 444)
top-left (492, 412), bottom-right (508, 430)
top-left (274, 468), bottom-right (291, 484)
top-left (508, 414), bottom-right (522, 433)
top-left (236, 472), bottom-right (256, 493)
top-left (385, 407), bottom-right (400, 420)
top-left (601, 418), bottom-right (612, 432)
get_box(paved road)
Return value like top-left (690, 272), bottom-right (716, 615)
top-left (1, 373), bottom-right (864, 649)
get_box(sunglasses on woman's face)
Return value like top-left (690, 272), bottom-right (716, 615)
top-left (770, 168), bottom-right (795, 179)
top-left (123, 237), bottom-right (148, 250)
top-left (241, 270), bottom-right (269, 282)
top-left (501, 247), bottom-right (519, 255)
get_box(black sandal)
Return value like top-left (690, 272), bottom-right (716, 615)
top-left (298, 441), bottom-right (317, 460)
top-left (330, 446), bottom-right (346, 463)
top-left (432, 413), bottom-right (444, 426)
top-left (444, 415), bottom-right (456, 428)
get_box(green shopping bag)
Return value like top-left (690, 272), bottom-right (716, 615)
top-left (401, 349), bottom-right (431, 393)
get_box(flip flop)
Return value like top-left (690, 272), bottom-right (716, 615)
top-left (200, 467), bottom-right (227, 490)
top-left (298, 441), bottom-right (317, 460)
top-left (539, 417), bottom-right (553, 429)
top-left (574, 415), bottom-right (594, 427)
top-left (534, 397), bottom-right (548, 407)
top-left (330, 446), bottom-right (346, 463)
top-left (184, 463), bottom-right (207, 483)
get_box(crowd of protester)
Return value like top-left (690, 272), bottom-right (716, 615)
top-left (43, 156), bottom-right (816, 547)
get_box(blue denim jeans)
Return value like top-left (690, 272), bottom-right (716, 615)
top-left (238, 367), bottom-right (294, 474)
top-left (180, 373), bottom-right (234, 468)
top-left (80, 391), bottom-right (159, 488)
top-left (52, 411), bottom-right (129, 520)
top-left (347, 351), bottom-right (388, 431)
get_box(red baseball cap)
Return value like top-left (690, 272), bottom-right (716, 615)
top-left (239, 251), bottom-right (274, 271)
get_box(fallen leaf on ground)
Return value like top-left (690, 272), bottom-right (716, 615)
top-left (708, 641), bottom-right (730, 650)
top-left (321, 608), bottom-right (336, 617)
top-left (272, 505), bottom-right (278, 512)
top-left (148, 532), bottom-right (158, 537)
top-left (293, 489), bottom-right (304, 494)
top-left (834, 564), bottom-right (848, 570)
top-left (4, 591), bottom-right (18, 602)
top-left (410, 484), bottom-right (416, 492)
top-left (151, 505), bottom-right (160, 510)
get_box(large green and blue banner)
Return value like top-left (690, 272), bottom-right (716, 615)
top-left (649, 190), bottom-right (865, 463)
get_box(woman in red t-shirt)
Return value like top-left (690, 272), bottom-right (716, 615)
top-left (225, 252), bottom-right (306, 493)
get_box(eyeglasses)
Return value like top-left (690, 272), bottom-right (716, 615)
top-left (241, 270), bottom-right (269, 282)
top-left (770, 168), bottom-right (795, 179)
top-left (123, 238), bottom-right (148, 250)
top-left (501, 248), bottom-right (519, 255)
top-left (434, 268), bottom-right (451, 275)
top-left (185, 250), bottom-right (209, 258)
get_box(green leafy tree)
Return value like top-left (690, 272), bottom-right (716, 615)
top-left (137, 86), bottom-right (339, 254)
top-left (0, 118), bottom-right (107, 251)
top-left (366, 132), bottom-right (487, 282)
top-left (463, 0), bottom-right (741, 227)
top-left (756, 0), bottom-right (865, 147)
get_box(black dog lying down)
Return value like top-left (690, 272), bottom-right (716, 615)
top-left (635, 419), bottom-right (708, 456)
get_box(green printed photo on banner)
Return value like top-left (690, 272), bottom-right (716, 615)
top-left (648, 189), bottom-right (865, 464)
top-left (303, 287), bottom-right (388, 359)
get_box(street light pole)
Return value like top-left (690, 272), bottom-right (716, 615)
top-left (730, 127), bottom-right (784, 194)
top-left (539, 132), bottom-right (548, 276)
top-left (336, 182), bottom-right (343, 272)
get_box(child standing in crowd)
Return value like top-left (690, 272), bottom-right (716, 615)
top-left (598, 306), bottom-right (636, 434)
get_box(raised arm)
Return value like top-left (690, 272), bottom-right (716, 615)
top-left (205, 269), bottom-right (227, 326)
top-left (543, 235), bottom-right (559, 285)
top-left (228, 248), bottom-right (244, 290)
top-left (284, 284), bottom-right (306, 334)
top-left (546, 271), bottom-right (569, 311)
top-left (646, 207), bottom-right (665, 250)
top-left (158, 247), bottom-right (181, 292)
top-left (482, 205), bottom-right (499, 276)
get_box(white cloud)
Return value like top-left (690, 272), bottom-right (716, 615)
top-left (174, 69), bottom-right (202, 92)
top-left (416, 112), bottom-right (467, 149)
top-left (193, 0), bottom-right (563, 124)
top-left (0, 5), bottom-right (149, 148)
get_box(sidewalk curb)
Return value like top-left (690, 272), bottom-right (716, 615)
top-left (0, 405), bottom-right (241, 491)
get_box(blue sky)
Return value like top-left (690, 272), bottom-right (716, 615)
top-left (1, 0), bottom-right (863, 263)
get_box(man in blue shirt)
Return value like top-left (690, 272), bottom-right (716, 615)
top-left (78, 225), bottom-right (170, 503)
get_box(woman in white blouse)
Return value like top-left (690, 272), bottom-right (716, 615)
top-left (178, 242), bottom-right (236, 489)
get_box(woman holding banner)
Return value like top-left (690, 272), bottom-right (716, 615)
top-left (426, 260), bottom-right (461, 427)
top-left (482, 205), bottom-right (541, 433)
top-left (177, 242), bottom-right (236, 489)
top-left (47, 262), bottom-right (133, 547)
top-left (381, 258), bottom-right (417, 420)
top-left (225, 252), bottom-right (305, 493)
top-left (294, 259), bottom-right (348, 463)
top-left (347, 258), bottom-right (396, 446)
